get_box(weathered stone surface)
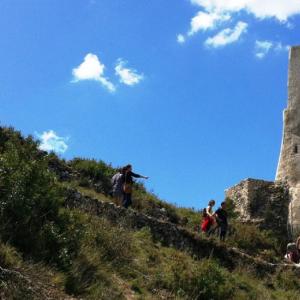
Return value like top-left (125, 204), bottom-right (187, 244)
top-left (225, 178), bottom-right (289, 238)
top-left (276, 46), bottom-right (300, 236)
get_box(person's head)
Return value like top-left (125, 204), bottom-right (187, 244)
top-left (221, 201), bottom-right (226, 209)
top-left (208, 200), bottom-right (215, 207)
top-left (124, 164), bottom-right (132, 172)
top-left (121, 166), bottom-right (128, 174)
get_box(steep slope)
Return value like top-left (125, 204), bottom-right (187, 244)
top-left (1, 125), bottom-right (300, 299)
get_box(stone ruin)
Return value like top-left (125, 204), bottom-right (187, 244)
top-left (225, 178), bottom-right (289, 239)
top-left (276, 46), bottom-right (300, 237)
top-left (226, 46), bottom-right (300, 238)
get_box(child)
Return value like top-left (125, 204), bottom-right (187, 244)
top-left (201, 200), bottom-right (216, 235)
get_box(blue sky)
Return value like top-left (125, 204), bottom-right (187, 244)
top-left (0, 0), bottom-right (300, 208)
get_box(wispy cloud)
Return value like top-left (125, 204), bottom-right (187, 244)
top-left (205, 21), bottom-right (248, 48)
top-left (255, 40), bottom-right (273, 59)
top-left (190, 0), bottom-right (300, 22)
top-left (179, 1), bottom-right (298, 50)
top-left (37, 130), bottom-right (69, 154)
top-left (188, 11), bottom-right (231, 35)
top-left (115, 59), bottom-right (143, 86)
top-left (255, 40), bottom-right (289, 59)
top-left (177, 34), bottom-right (186, 44)
top-left (72, 53), bottom-right (115, 92)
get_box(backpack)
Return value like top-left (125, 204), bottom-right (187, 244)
top-left (111, 173), bottom-right (124, 194)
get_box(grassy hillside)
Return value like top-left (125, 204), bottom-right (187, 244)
top-left (0, 126), bottom-right (299, 299)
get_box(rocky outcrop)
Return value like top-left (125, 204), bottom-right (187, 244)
top-left (225, 179), bottom-right (289, 239)
top-left (65, 189), bottom-right (298, 276)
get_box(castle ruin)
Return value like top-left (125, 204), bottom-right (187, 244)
top-left (226, 46), bottom-right (300, 238)
top-left (276, 46), bottom-right (300, 236)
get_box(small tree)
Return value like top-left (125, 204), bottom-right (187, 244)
top-left (0, 133), bottom-right (63, 260)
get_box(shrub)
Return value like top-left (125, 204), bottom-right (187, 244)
top-left (169, 257), bottom-right (234, 299)
top-left (176, 207), bottom-right (201, 231)
top-left (0, 243), bottom-right (22, 269)
top-left (132, 183), bottom-right (181, 223)
top-left (226, 222), bottom-right (280, 259)
top-left (0, 134), bottom-right (64, 257)
top-left (68, 158), bottom-right (115, 194)
top-left (275, 269), bottom-right (300, 291)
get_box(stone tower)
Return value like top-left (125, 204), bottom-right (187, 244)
top-left (276, 46), bottom-right (300, 236)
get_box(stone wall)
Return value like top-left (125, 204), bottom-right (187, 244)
top-left (276, 46), bottom-right (300, 236)
top-left (65, 188), bottom-right (289, 275)
top-left (225, 178), bottom-right (290, 238)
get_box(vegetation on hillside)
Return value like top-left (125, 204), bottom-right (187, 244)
top-left (0, 126), bottom-right (300, 299)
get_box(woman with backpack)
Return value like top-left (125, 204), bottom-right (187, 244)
top-left (201, 199), bottom-right (216, 235)
top-left (122, 164), bottom-right (149, 209)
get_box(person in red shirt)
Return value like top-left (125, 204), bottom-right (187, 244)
top-left (201, 200), bottom-right (216, 235)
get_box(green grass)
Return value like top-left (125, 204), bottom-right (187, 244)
top-left (2, 125), bottom-right (300, 299)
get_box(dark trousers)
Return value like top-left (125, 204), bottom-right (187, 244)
top-left (219, 223), bottom-right (227, 241)
top-left (122, 193), bottom-right (132, 209)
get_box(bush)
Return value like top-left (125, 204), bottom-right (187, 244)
top-left (132, 183), bottom-right (181, 223)
top-left (275, 269), bottom-right (300, 291)
top-left (168, 257), bottom-right (234, 299)
top-left (226, 222), bottom-right (280, 260)
top-left (0, 128), bottom-right (87, 268)
top-left (176, 207), bottom-right (201, 231)
top-left (0, 243), bottom-right (22, 269)
top-left (0, 133), bottom-right (64, 257)
top-left (68, 158), bottom-right (115, 194)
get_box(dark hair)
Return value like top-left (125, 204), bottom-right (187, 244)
top-left (221, 201), bottom-right (226, 206)
top-left (208, 200), bottom-right (215, 206)
top-left (121, 164), bottom-right (132, 174)
top-left (124, 164), bottom-right (132, 170)
top-left (121, 166), bottom-right (128, 174)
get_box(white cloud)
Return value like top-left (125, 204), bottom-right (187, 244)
top-left (115, 59), bottom-right (143, 86)
top-left (255, 40), bottom-right (289, 58)
top-left (188, 11), bottom-right (231, 35)
top-left (205, 21), bottom-right (248, 48)
top-left (180, 1), bottom-right (295, 52)
top-left (255, 40), bottom-right (273, 58)
top-left (177, 34), bottom-right (186, 43)
top-left (72, 53), bottom-right (115, 92)
top-left (37, 130), bottom-right (68, 154)
top-left (191, 0), bottom-right (300, 22)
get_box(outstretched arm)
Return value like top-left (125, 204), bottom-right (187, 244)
top-left (131, 172), bottom-right (149, 179)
